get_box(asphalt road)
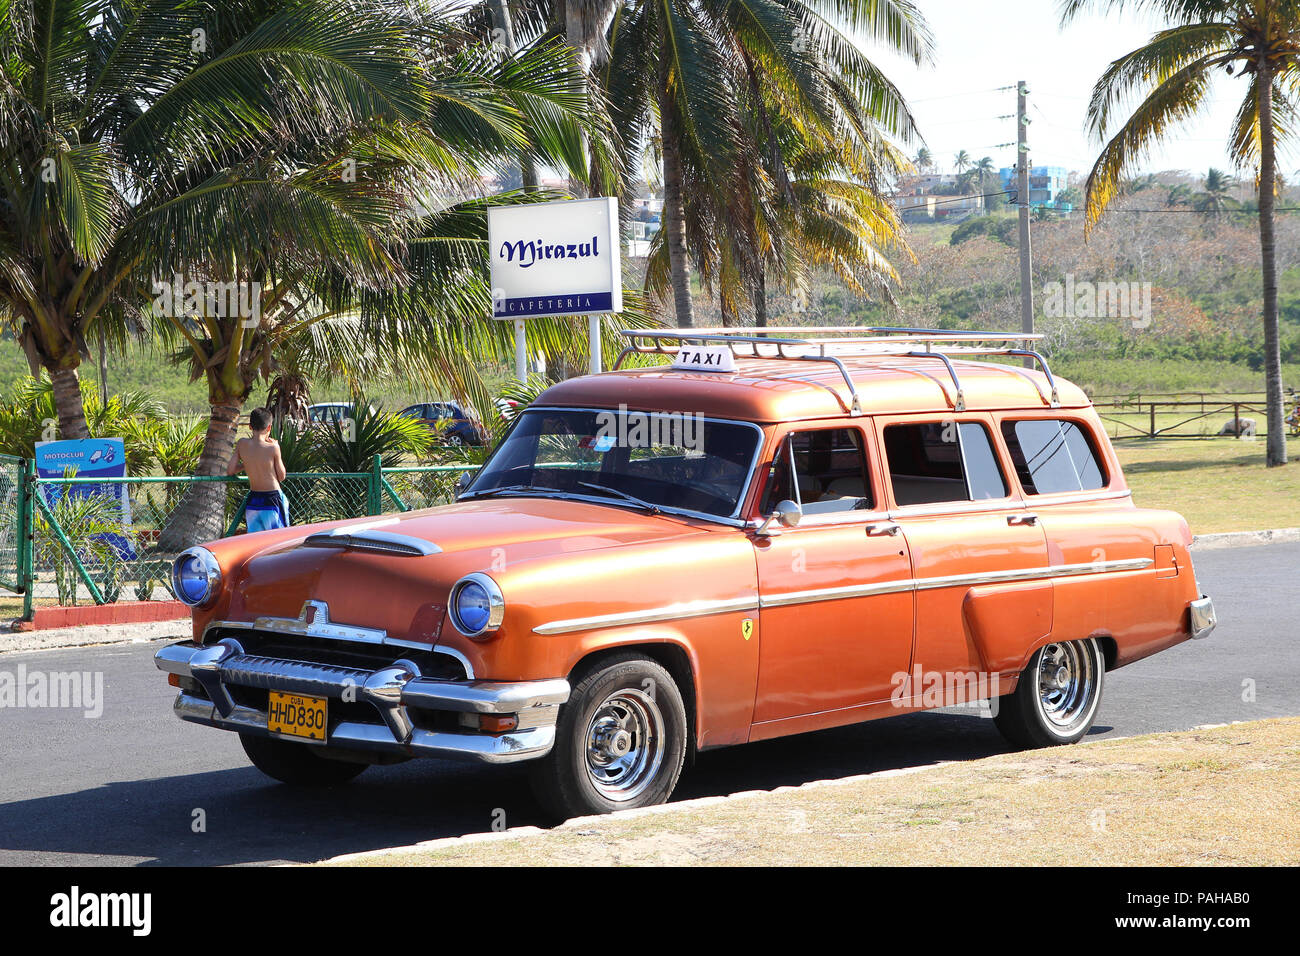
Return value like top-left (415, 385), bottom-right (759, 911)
top-left (1, 542), bottom-right (1295, 866)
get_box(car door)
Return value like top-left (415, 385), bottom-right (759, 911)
top-left (751, 423), bottom-right (915, 724)
top-left (876, 415), bottom-right (1052, 699)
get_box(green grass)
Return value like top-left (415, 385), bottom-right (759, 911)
top-left (1117, 437), bottom-right (1300, 533)
top-left (1054, 357), bottom-right (1300, 397)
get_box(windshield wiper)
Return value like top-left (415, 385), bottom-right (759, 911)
top-left (462, 484), bottom-right (565, 500)
top-left (575, 481), bottom-right (661, 515)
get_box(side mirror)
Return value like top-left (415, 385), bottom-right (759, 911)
top-left (755, 499), bottom-right (802, 537)
top-left (454, 471), bottom-right (473, 497)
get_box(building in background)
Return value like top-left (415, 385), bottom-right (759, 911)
top-left (891, 173), bottom-right (986, 222)
top-left (999, 165), bottom-right (1071, 211)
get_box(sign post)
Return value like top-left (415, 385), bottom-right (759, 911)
top-left (488, 196), bottom-right (622, 380)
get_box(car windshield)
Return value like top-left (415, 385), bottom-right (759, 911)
top-left (465, 408), bottom-right (761, 520)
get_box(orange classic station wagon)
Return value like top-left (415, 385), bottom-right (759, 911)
top-left (156, 328), bottom-right (1217, 818)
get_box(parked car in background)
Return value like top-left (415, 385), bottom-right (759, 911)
top-left (156, 328), bottom-right (1215, 819)
top-left (399, 401), bottom-right (487, 446)
top-left (306, 402), bottom-right (357, 428)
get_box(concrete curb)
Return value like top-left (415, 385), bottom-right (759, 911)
top-left (316, 763), bottom-right (949, 866)
top-left (313, 720), bottom-right (1256, 867)
top-left (1191, 527), bottom-right (1300, 550)
top-left (0, 618), bottom-right (189, 655)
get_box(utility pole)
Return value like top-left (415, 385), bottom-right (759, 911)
top-left (1017, 81), bottom-right (1033, 364)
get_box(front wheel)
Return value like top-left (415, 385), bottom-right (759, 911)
top-left (240, 733), bottom-right (369, 786)
top-left (993, 638), bottom-right (1105, 748)
top-left (530, 654), bottom-right (687, 819)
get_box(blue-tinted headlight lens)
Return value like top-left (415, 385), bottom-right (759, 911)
top-left (174, 554), bottom-right (212, 605)
top-left (456, 582), bottom-right (492, 633)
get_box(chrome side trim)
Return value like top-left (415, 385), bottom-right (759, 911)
top-left (532, 558), bottom-right (1156, 632)
top-left (532, 596), bottom-right (761, 636)
top-left (910, 558), bottom-right (1154, 593)
top-left (760, 580), bottom-right (914, 608)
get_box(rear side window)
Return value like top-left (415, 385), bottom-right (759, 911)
top-left (883, 422), bottom-right (1007, 505)
top-left (1001, 419), bottom-right (1107, 494)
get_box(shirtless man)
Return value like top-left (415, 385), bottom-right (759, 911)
top-left (227, 408), bottom-right (290, 531)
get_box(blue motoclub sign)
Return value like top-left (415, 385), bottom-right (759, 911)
top-left (35, 438), bottom-right (136, 560)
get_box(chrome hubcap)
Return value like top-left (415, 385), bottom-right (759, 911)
top-left (1036, 641), bottom-right (1099, 732)
top-left (585, 689), bottom-right (664, 802)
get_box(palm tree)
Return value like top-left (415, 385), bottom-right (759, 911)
top-left (1165, 182), bottom-right (1194, 207)
top-left (0, 0), bottom-right (466, 441)
top-left (603, 0), bottom-right (932, 326)
top-left (1062, 0), bottom-right (1296, 466)
top-left (1196, 166), bottom-right (1239, 217)
top-left (954, 150), bottom-right (972, 176)
top-left (915, 147), bottom-right (934, 172)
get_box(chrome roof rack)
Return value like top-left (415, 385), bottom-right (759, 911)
top-left (615, 327), bottom-right (1060, 414)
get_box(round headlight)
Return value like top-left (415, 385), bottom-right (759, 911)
top-left (172, 547), bottom-right (221, 607)
top-left (450, 572), bottom-right (504, 638)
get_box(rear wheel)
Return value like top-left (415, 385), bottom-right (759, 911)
top-left (240, 733), bottom-right (368, 786)
top-left (530, 654), bottom-right (687, 819)
top-left (993, 638), bottom-right (1105, 748)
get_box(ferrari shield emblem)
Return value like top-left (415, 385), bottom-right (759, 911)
top-left (741, 618), bottom-right (753, 641)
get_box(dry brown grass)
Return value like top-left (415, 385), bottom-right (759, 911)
top-left (322, 718), bottom-right (1300, 867)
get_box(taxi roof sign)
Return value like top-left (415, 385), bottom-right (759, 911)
top-left (671, 344), bottom-right (736, 373)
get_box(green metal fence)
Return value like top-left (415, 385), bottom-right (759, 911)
top-left (1, 455), bottom-right (470, 620)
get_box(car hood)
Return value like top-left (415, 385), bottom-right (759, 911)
top-left (218, 497), bottom-right (722, 641)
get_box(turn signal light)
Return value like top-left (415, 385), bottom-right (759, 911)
top-left (167, 673), bottom-right (181, 687)
top-left (478, 715), bottom-right (518, 734)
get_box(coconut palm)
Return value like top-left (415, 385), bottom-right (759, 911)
top-left (914, 147), bottom-right (934, 172)
top-left (1195, 166), bottom-right (1240, 217)
top-left (1062, 0), bottom-right (1298, 466)
top-left (0, 0), bottom-right (443, 439)
top-left (954, 150), bottom-right (972, 175)
top-left (604, 0), bottom-right (931, 326)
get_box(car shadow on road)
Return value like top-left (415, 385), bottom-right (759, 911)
top-left (0, 711), bottom-right (1033, 867)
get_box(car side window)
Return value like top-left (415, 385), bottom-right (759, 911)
top-left (883, 421), bottom-right (1008, 505)
top-left (761, 428), bottom-right (872, 516)
top-left (1001, 419), bottom-right (1107, 494)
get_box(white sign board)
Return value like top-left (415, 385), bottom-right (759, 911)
top-left (488, 196), bottom-right (622, 320)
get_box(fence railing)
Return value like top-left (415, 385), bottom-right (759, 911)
top-left (1092, 392), bottom-right (1292, 439)
top-left (0, 455), bottom-right (471, 620)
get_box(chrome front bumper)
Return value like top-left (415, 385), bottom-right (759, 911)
top-left (155, 639), bottom-right (569, 764)
top-left (1189, 595), bottom-right (1217, 640)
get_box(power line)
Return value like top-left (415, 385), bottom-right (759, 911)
top-left (1103, 206), bottom-right (1300, 213)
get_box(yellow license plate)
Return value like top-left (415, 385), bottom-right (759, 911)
top-left (267, 691), bottom-right (327, 741)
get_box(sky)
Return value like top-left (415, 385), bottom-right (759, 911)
top-left (870, 0), bottom-right (1296, 182)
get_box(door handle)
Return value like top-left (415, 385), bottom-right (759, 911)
top-left (1007, 513), bottom-right (1039, 526)
top-left (866, 522), bottom-right (901, 536)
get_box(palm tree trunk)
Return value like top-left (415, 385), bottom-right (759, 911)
top-left (1258, 60), bottom-right (1287, 467)
top-left (489, 0), bottom-right (539, 192)
top-left (659, 61), bottom-right (694, 328)
top-left (158, 399), bottom-right (243, 551)
top-left (47, 364), bottom-right (90, 440)
top-left (754, 271), bottom-right (768, 327)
